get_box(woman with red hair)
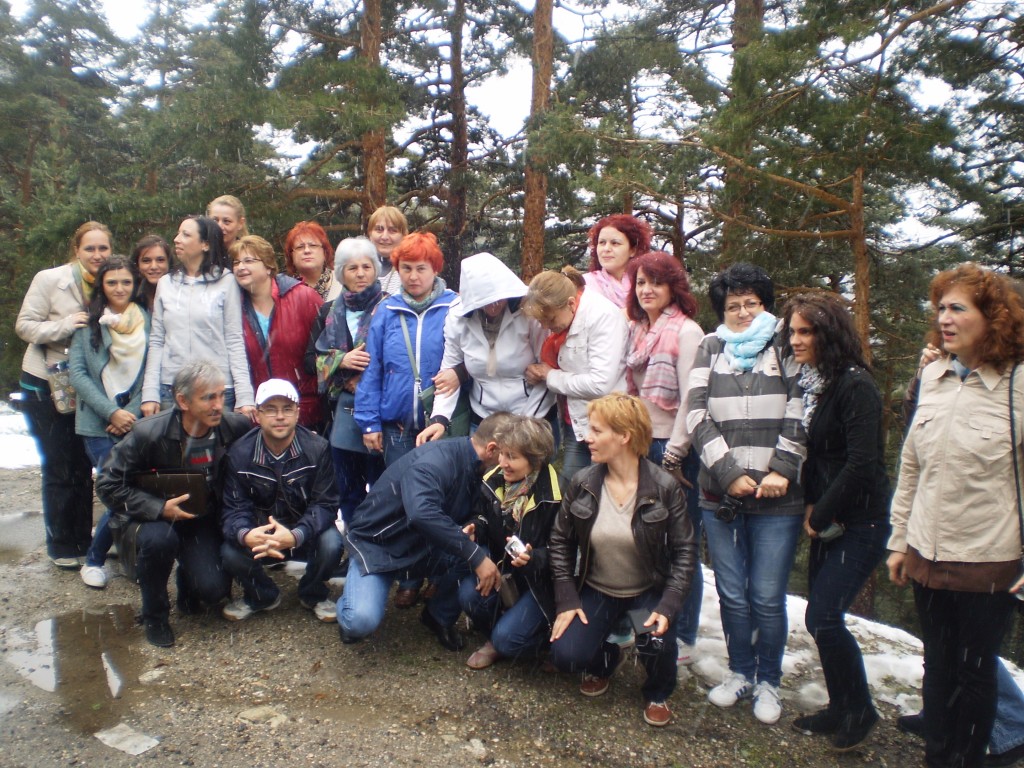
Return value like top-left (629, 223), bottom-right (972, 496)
top-left (285, 221), bottom-right (340, 302)
top-left (583, 214), bottom-right (653, 307)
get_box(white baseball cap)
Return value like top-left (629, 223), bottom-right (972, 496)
top-left (255, 379), bottom-right (300, 406)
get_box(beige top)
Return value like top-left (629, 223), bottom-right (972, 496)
top-left (888, 358), bottom-right (1024, 564)
top-left (585, 484), bottom-right (652, 597)
top-left (15, 263), bottom-right (87, 379)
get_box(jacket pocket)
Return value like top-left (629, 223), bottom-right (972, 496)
top-left (967, 414), bottom-right (1012, 462)
top-left (568, 498), bottom-right (595, 521)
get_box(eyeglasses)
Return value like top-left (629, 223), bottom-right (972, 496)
top-left (232, 258), bottom-right (262, 268)
top-left (724, 300), bottom-right (763, 315)
top-left (293, 242), bottom-right (323, 252)
top-left (258, 405), bottom-right (298, 417)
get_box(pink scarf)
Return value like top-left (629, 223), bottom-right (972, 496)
top-left (626, 306), bottom-right (687, 411)
top-left (585, 269), bottom-right (630, 308)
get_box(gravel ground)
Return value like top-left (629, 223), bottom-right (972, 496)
top-left (0, 467), bottom-right (926, 767)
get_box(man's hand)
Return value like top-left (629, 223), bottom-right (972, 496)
top-left (247, 516), bottom-right (297, 560)
top-left (363, 432), bottom-right (383, 453)
top-left (161, 493), bottom-right (195, 522)
top-left (803, 504), bottom-right (816, 538)
top-left (550, 608), bottom-right (586, 641)
top-left (416, 423), bottom-right (446, 446)
top-left (474, 557), bottom-right (500, 596)
top-left (642, 611), bottom-right (670, 637)
top-left (462, 522), bottom-right (476, 542)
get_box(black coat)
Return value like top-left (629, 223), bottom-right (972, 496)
top-left (803, 366), bottom-right (891, 532)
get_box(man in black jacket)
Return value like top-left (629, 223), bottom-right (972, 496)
top-left (220, 379), bottom-right (343, 624)
top-left (96, 361), bottom-right (251, 648)
top-left (339, 412), bottom-right (513, 650)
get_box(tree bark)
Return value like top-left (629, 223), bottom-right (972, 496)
top-left (850, 166), bottom-right (872, 364)
top-left (441, 0), bottom-right (469, 291)
top-left (360, 0), bottom-right (387, 216)
top-left (521, 0), bottom-right (553, 281)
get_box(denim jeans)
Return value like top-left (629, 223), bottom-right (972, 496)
top-left (805, 521), bottom-right (889, 716)
top-left (331, 447), bottom-right (384, 526)
top-left (458, 575), bottom-right (549, 659)
top-left (221, 526), bottom-right (344, 608)
top-left (83, 436), bottom-right (117, 568)
top-left (559, 433), bottom-right (591, 490)
top-left (337, 549), bottom-right (468, 639)
top-left (382, 422), bottom-right (416, 467)
top-left (20, 383), bottom-right (93, 559)
top-left (991, 661), bottom-right (1024, 755)
top-left (914, 584), bottom-right (1016, 768)
top-left (647, 440), bottom-right (704, 646)
top-left (701, 506), bottom-right (802, 686)
top-left (549, 584), bottom-right (677, 703)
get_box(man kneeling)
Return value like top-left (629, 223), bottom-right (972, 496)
top-left (220, 379), bottom-right (343, 623)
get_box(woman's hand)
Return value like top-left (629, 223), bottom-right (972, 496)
top-left (108, 409), bottom-right (136, 433)
top-left (550, 608), bottom-right (586, 642)
top-left (363, 432), bottom-right (383, 453)
top-left (525, 363), bottom-right (552, 386)
top-left (803, 504), bottom-right (817, 538)
top-left (1011, 572), bottom-right (1024, 597)
top-left (756, 471), bottom-right (789, 499)
top-left (727, 475), bottom-right (758, 497)
top-left (642, 611), bottom-right (670, 637)
top-left (887, 551), bottom-right (908, 587)
top-left (919, 343), bottom-right (942, 370)
top-left (141, 401), bottom-right (160, 417)
top-left (432, 368), bottom-right (460, 396)
top-left (68, 311), bottom-right (89, 329)
top-left (416, 423), bottom-right (446, 446)
top-left (509, 541), bottom-right (532, 568)
top-left (342, 344), bottom-right (370, 372)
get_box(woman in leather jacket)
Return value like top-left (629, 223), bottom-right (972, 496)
top-left (548, 393), bottom-right (695, 728)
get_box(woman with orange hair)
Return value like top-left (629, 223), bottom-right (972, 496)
top-left (887, 263), bottom-right (1024, 768)
top-left (285, 221), bottom-right (340, 302)
top-left (354, 231), bottom-right (458, 466)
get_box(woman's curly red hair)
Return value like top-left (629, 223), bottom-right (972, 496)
top-left (586, 214), bottom-right (652, 273)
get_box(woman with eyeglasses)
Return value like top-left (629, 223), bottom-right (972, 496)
top-left (16, 221), bottom-right (113, 569)
top-left (285, 221), bottom-right (340, 302)
top-left (686, 262), bottom-right (806, 725)
top-left (232, 235), bottom-right (324, 429)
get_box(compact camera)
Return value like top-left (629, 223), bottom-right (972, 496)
top-left (715, 495), bottom-right (744, 523)
top-left (505, 535), bottom-right (528, 558)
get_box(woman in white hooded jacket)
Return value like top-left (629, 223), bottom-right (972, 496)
top-left (417, 253), bottom-right (554, 443)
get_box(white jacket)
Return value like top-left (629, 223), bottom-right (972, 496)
top-left (432, 253), bottom-right (553, 420)
top-left (547, 288), bottom-right (628, 441)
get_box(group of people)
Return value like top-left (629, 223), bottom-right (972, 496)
top-left (15, 204), bottom-right (1024, 763)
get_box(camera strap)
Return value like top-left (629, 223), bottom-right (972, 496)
top-left (1010, 363), bottom-right (1023, 562)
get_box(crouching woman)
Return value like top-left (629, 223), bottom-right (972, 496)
top-left (548, 393), bottom-right (695, 728)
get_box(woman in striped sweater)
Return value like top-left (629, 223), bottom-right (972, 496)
top-left (686, 263), bottom-right (806, 725)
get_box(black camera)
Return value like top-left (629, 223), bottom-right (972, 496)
top-left (715, 494), bottom-right (743, 523)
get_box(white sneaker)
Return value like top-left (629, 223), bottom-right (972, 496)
top-left (676, 640), bottom-right (697, 666)
top-left (80, 564), bottom-right (108, 589)
top-left (222, 594), bottom-right (282, 621)
top-left (752, 681), bottom-right (782, 724)
top-left (301, 598), bottom-right (337, 623)
top-left (708, 672), bottom-right (753, 708)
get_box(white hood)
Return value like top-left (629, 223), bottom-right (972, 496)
top-left (454, 252), bottom-right (528, 317)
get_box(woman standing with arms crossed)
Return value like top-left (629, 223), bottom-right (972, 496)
top-left (887, 264), bottom-right (1024, 768)
top-left (16, 221), bottom-right (112, 568)
top-left (141, 216), bottom-right (254, 416)
top-left (782, 293), bottom-right (890, 751)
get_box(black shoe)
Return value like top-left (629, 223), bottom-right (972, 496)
top-left (897, 712), bottom-right (925, 739)
top-left (832, 709), bottom-right (879, 753)
top-left (177, 593), bottom-right (203, 615)
top-left (792, 708), bottom-right (843, 735)
top-left (986, 742), bottom-right (1024, 767)
top-left (338, 624), bottom-right (362, 645)
top-left (144, 619), bottom-right (175, 648)
top-left (419, 606), bottom-right (464, 651)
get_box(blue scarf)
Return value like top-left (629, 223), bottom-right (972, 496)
top-left (716, 311), bottom-right (778, 372)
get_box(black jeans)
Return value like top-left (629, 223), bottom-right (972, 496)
top-left (20, 381), bottom-right (93, 558)
top-left (805, 521), bottom-right (888, 717)
top-left (914, 582), bottom-right (1016, 768)
top-left (134, 516), bottom-right (231, 623)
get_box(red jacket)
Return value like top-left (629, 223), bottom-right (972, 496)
top-left (242, 275), bottom-right (324, 427)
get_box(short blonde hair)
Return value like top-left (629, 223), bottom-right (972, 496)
top-left (367, 205), bottom-right (409, 237)
top-left (496, 416), bottom-right (555, 471)
top-left (229, 235), bottom-right (278, 277)
top-left (587, 393), bottom-right (652, 458)
top-left (206, 195), bottom-right (250, 237)
top-left (523, 267), bottom-right (585, 319)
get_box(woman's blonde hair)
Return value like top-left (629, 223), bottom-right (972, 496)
top-left (367, 205), bottom-right (409, 237)
top-left (69, 221), bottom-right (113, 261)
top-left (229, 235), bottom-right (278, 277)
top-left (206, 195), bottom-right (250, 238)
top-left (587, 393), bottom-right (653, 458)
top-left (523, 266), bottom-right (585, 318)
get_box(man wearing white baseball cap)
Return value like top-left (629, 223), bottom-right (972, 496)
top-left (220, 378), bottom-right (343, 623)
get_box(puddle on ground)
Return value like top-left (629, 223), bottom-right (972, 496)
top-left (5, 604), bottom-right (146, 733)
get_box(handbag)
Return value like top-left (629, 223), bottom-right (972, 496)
top-left (399, 314), bottom-right (472, 438)
top-left (46, 360), bottom-right (77, 414)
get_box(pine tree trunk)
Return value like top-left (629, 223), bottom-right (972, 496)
top-left (521, 0), bottom-right (553, 281)
top-left (360, 0), bottom-right (387, 213)
top-left (441, 0), bottom-right (469, 291)
top-left (851, 167), bottom-right (872, 364)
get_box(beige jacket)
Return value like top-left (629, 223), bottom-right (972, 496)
top-left (15, 263), bottom-right (87, 379)
top-left (888, 358), bottom-right (1024, 564)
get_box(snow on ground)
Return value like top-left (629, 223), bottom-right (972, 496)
top-left (5, 405), bottom-right (1022, 713)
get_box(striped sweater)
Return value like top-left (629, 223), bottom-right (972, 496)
top-left (685, 332), bottom-right (806, 515)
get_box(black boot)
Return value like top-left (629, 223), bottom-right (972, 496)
top-left (792, 708), bottom-right (843, 735)
top-left (832, 708), bottom-right (879, 752)
top-left (419, 606), bottom-right (464, 651)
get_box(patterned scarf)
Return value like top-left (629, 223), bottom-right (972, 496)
top-left (501, 470), bottom-right (539, 525)
top-left (98, 303), bottom-right (145, 335)
top-left (626, 306), bottom-right (687, 411)
top-left (313, 269), bottom-right (334, 301)
top-left (798, 364), bottom-right (827, 430)
top-left (71, 261), bottom-right (96, 304)
top-left (716, 311), bottom-right (777, 372)
top-left (315, 280), bottom-right (384, 397)
top-left (589, 268), bottom-right (630, 307)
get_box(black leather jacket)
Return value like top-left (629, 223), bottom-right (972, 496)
top-left (96, 408), bottom-right (252, 526)
top-left (549, 458), bottom-right (696, 619)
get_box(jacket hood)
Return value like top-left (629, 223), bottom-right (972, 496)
top-left (454, 252), bottom-right (527, 317)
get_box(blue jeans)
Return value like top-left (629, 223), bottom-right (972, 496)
top-left (559, 433), bottom-right (591, 490)
top-left (331, 447), bottom-right (384, 526)
top-left (805, 521), bottom-right (888, 716)
top-left (648, 440), bottom-right (703, 646)
top-left (549, 584), bottom-right (677, 703)
top-left (337, 550), bottom-right (468, 640)
top-left (83, 436), bottom-right (117, 567)
top-left (458, 575), bottom-right (549, 658)
top-left (991, 661), bottom-right (1024, 755)
top-left (221, 526), bottom-right (344, 608)
top-left (701, 506), bottom-right (801, 686)
top-left (382, 422), bottom-right (416, 467)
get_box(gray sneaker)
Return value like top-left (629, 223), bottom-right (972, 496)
top-left (300, 598), bottom-right (337, 623)
top-left (222, 594), bottom-right (282, 621)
